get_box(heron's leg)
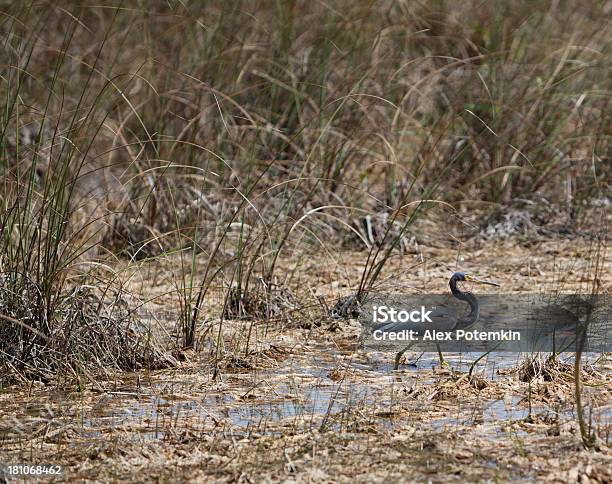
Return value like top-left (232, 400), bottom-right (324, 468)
top-left (393, 343), bottom-right (413, 370)
top-left (393, 350), bottom-right (404, 370)
top-left (436, 343), bottom-right (449, 367)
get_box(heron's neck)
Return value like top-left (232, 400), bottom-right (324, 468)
top-left (450, 279), bottom-right (479, 323)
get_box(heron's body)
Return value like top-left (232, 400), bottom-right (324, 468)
top-left (378, 272), bottom-right (499, 369)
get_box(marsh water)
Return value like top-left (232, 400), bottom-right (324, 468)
top-left (7, 349), bottom-right (608, 447)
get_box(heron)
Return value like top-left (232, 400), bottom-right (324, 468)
top-left (375, 272), bottom-right (500, 369)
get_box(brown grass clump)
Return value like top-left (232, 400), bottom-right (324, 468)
top-left (222, 281), bottom-right (299, 322)
top-left (0, 281), bottom-right (173, 384)
top-left (222, 345), bottom-right (289, 372)
top-left (518, 354), bottom-right (574, 383)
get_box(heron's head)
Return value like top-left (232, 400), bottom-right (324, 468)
top-left (451, 272), bottom-right (500, 286)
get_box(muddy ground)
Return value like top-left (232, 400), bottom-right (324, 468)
top-left (1, 235), bottom-right (610, 482)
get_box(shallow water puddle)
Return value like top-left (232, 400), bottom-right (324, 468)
top-left (3, 349), bottom-right (606, 445)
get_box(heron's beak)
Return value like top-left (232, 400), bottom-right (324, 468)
top-left (465, 275), bottom-right (500, 287)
